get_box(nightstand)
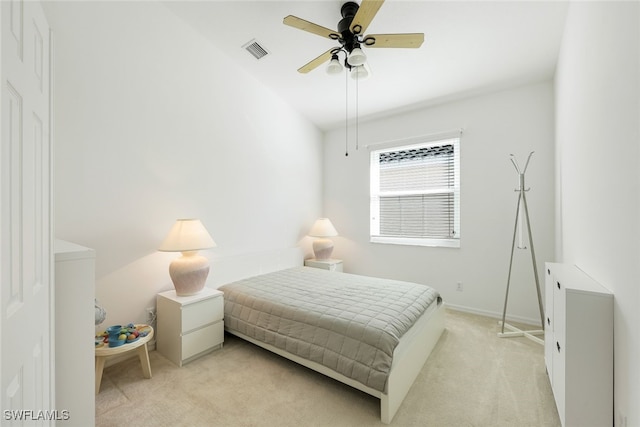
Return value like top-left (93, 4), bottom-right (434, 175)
top-left (156, 287), bottom-right (224, 367)
top-left (304, 258), bottom-right (343, 272)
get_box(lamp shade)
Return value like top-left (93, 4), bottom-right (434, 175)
top-left (308, 218), bottom-right (338, 237)
top-left (326, 55), bottom-right (343, 75)
top-left (351, 65), bottom-right (369, 80)
top-left (158, 219), bottom-right (216, 252)
top-left (347, 47), bottom-right (366, 66)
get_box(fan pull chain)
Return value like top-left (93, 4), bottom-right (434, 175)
top-left (355, 68), bottom-right (359, 151)
top-left (345, 67), bottom-right (349, 156)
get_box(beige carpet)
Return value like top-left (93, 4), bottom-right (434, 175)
top-left (96, 309), bottom-right (560, 426)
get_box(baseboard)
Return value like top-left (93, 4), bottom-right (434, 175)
top-left (444, 303), bottom-right (542, 327)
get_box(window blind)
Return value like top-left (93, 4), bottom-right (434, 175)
top-left (370, 138), bottom-right (460, 246)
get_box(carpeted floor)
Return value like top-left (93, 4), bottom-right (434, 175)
top-left (95, 308), bottom-right (560, 426)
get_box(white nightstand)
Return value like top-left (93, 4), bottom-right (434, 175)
top-left (304, 258), bottom-right (343, 272)
top-left (156, 287), bottom-right (224, 367)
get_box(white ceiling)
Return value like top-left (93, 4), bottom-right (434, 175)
top-left (163, 1), bottom-right (569, 131)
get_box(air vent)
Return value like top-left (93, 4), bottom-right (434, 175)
top-left (242, 39), bottom-right (269, 60)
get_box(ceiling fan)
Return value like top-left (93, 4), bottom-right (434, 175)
top-left (283, 0), bottom-right (424, 75)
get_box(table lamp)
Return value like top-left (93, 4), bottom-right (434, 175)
top-left (308, 218), bottom-right (338, 260)
top-left (158, 219), bottom-right (216, 296)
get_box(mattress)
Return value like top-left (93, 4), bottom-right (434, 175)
top-left (219, 266), bottom-right (440, 392)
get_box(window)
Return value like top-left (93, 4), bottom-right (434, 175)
top-left (370, 137), bottom-right (460, 248)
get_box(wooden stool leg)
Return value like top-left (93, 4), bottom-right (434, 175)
top-left (95, 356), bottom-right (106, 395)
top-left (137, 343), bottom-right (152, 379)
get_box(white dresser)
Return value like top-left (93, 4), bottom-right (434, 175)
top-left (55, 239), bottom-right (95, 427)
top-left (544, 262), bottom-right (613, 427)
top-left (156, 287), bottom-right (224, 366)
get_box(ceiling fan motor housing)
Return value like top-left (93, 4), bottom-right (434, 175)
top-left (340, 2), bottom-right (359, 20)
top-left (338, 2), bottom-right (361, 52)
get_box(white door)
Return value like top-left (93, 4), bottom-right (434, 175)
top-left (1, 0), bottom-right (53, 423)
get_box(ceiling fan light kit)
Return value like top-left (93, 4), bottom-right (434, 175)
top-left (347, 46), bottom-right (367, 66)
top-left (351, 65), bottom-right (369, 80)
top-left (326, 54), bottom-right (344, 75)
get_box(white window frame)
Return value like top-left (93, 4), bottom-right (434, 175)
top-left (369, 135), bottom-right (461, 248)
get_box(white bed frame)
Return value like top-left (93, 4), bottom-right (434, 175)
top-left (226, 297), bottom-right (445, 424)
top-left (210, 247), bottom-right (446, 423)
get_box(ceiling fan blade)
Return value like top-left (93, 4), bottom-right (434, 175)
top-left (363, 33), bottom-right (424, 48)
top-left (297, 48), bottom-right (335, 74)
top-left (350, 0), bottom-right (385, 35)
top-left (284, 15), bottom-right (340, 40)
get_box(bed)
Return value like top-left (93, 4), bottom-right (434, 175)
top-left (219, 266), bottom-right (445, 424)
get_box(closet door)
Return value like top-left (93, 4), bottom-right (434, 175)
top-left (1, 0), bottom-right (53, 418)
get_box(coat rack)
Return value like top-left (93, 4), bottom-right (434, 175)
top-left (498, 152), bottom-right (545, 345)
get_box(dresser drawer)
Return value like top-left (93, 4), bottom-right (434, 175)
top-left (182, 321), bottom-right (224, 360)
top-left (182, 296), bottom-right (223, 333)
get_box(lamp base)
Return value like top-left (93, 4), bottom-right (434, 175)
top-left (312, 238), bottom-right (334, 260)
top-left (169, 252), bottom-right (210, 296)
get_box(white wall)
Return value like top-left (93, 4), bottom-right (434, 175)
top-left (323, 82), bottom-right (555, 324)
top-left (555, 2), bottom-right (639, 424)
top-left (43, 1), bottom-right (323, 329)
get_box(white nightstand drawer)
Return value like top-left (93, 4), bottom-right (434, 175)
top-left (182, 321), bottom-right (224, 361)
top-left (182, 296), bottom-right (223, 333)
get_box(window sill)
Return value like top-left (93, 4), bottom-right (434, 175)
top-left (370, 236), bottom-right (460, 248)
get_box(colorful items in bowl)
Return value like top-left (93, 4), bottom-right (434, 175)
top-left (98, 324), bottom-right (149, 347)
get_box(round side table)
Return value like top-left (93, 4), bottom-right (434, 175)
top-left (95, 325), bottom-right (154, 394)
